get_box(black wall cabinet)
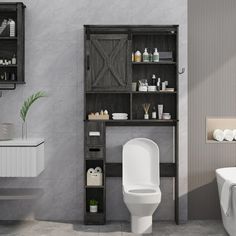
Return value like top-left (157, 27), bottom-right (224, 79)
top-left (0, 2), bottom-right (25, 89)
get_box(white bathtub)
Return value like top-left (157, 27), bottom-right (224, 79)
top-left (216, 167), bottom-right (236, 236)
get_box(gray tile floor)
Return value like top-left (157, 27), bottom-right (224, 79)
top-left (0, 220), bottom-right (228, 236)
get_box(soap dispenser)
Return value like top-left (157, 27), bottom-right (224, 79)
top-left (143, 48), bottom-right (149, 62)
top-left (134, 50), bottom-right (142, 62)
top-left (153, 48), bottom-right (159, 62)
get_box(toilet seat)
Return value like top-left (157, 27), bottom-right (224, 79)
top-left (123, 185), bottom-right (161, 204)
top-left (122, 138), bottom-right (161, 234)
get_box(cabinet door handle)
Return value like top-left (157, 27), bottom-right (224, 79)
top-left (87, 55), bottom-right (90, 70)
top-left (89, 131), bottom-right (100, 136)
top-left (89, 148), bottom-right (101, 152)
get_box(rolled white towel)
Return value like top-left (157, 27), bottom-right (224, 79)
top-left (213, 129), bottom-right (224, 142)
top-left (233, 129), bottom-right (236, 140)
top-left (224, 129), bottom-right (234, 141)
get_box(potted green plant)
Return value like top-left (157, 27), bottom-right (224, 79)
top-left (89, 199), bottom-right (98, 213)
top-left (20, 91), bottom-right (46, 139)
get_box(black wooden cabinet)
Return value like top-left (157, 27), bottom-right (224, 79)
top-left (86, 34), bottom-right (131, 91)
top-left (0, 2), bottom-right (25, 90)
top-left (84, 25), bottom-right (179, 225)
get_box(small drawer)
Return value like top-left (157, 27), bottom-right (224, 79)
top-left (86, 122), bottom-right (105, 146)
top-left (86, 146), bottom-right (104, 159)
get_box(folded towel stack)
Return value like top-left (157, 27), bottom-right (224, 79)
top-left (213, 129), bottom-right (236, 142)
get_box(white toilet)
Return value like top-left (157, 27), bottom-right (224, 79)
top-left (122, 138), bottom-right (161, 234)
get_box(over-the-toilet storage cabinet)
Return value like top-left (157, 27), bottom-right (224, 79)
top-left (84, 25), bottom-right (179, 225)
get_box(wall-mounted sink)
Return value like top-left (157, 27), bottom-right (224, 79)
top-left (0, 138), bottom-right (45, 177)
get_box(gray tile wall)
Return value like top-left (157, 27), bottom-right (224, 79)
top-left (0, 0), bottom-right (187, 221)
top-left (188, 0), bottom-right (236, 219)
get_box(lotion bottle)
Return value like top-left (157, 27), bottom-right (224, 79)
top-left (12, 54), bottom-right (16, 65)
top-left (143, 48), bottom-right (149, 62)
top-left (153, 48), bottom-right (159, 62)
top-left (134, 51), bottom-right (142, 62)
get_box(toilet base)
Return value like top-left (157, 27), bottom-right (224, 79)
top-left (131, 215), bottom-right (152, 234)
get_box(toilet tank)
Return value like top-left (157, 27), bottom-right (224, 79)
top-left (122, 138), bottom-right (160, 186)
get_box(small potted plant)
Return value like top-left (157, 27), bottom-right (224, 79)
top-left (20, 91), bottom-right (46, 139)
top-left (89, 199), bottom-right (98, 213)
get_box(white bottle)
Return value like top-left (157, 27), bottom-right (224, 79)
top-left (153, 48), bottom-right (159, 62)
top-left (143, 48), bottom-right (149, 62)
top-left (12, 54), bottom-right (16, 65)
top-left (9, 19), bottom-right (15, 37)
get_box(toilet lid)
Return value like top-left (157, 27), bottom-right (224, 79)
top-left (129, 189), bottom-right (156, 193)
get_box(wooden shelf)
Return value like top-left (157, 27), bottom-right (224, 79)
top-left (207, 140), bottom-right (236, 144)
top-left (132, 61), bottom-right (176, 65)
top-left (86, 212), bottom-right (104, 215)
top-left (85, 119), bottom-right (177, 127)
top-left (132, 91), bottom-right (177, 94)
top-left (0, 65), bottom-right (17, 68)
top-left (86, 91), bottom-right (177, 94)
top-left (0, 80), bottom-right (24, 84)
top-left (0, 188), bottom-right (43, 200)
top-left (85, 186), bottom-right (104, 189)
top-left (0, 37), bottom-right (17, 40)
top-left (86, 91), bottom-right (130, 94)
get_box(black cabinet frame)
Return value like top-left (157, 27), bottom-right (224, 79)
top-left (84, 25), bottom-right (179, 225)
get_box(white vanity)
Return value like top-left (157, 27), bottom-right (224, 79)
top-left (0, 138), bottom-right (45, 177)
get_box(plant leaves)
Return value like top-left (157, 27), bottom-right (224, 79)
top-left (20, 91), bottom-right (47, 122)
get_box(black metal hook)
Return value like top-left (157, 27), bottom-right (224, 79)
top-left (178, 68), bottom-right (185, 75)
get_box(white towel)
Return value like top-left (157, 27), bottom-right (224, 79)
top-left (224, 129), bottom-right (234, 141)
top-left (213, 129), bottom-right (224, 142)
top-left (221, 179), bottom-right (236, 216)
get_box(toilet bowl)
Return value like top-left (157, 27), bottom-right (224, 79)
top-left (122, 138), bottom-right (161, 234)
